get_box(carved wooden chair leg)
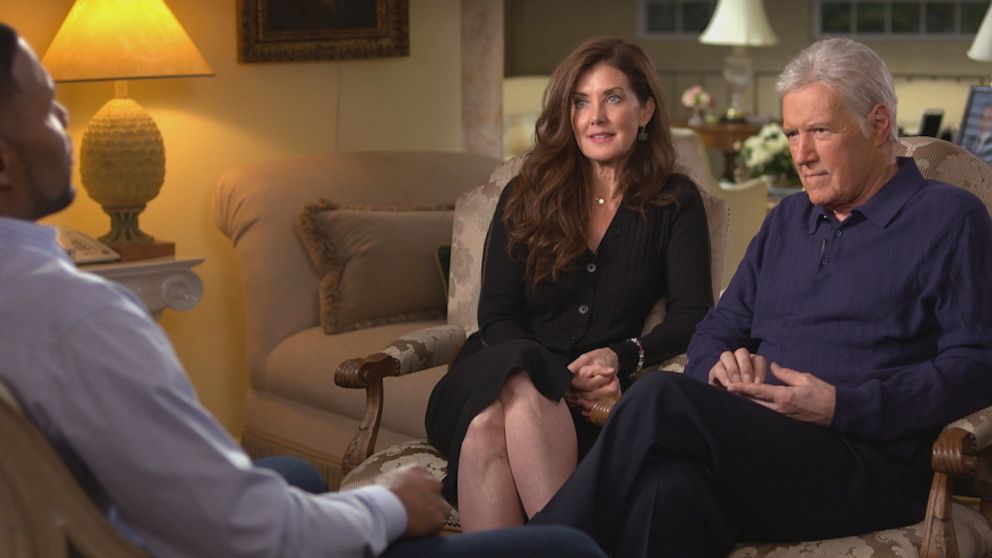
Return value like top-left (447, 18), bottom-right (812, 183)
top-left (920, 471), bottom-right (958, 558)
top-left (335, 353), bottom-right (400, 476)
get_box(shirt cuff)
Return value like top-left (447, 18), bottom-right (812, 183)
top-left (355, 485), bottom-right (408, 543)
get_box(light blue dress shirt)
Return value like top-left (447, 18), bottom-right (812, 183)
top-left (0, 217), bottom-right (406, 557)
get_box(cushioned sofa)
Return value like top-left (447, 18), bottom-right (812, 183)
top-left (213, 151), bottom-right (500, 486)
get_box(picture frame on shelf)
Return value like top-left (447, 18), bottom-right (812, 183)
top-left (957, 85), bottom-right (992, 165)
top-left (238, 0), bottom-right (409, 63)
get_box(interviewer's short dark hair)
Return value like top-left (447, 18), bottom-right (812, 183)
top-left (0, 23), bottom-right (20, 136)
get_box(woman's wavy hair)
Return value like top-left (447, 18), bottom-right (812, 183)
top-left (503, 37), bottom-right (678, 285)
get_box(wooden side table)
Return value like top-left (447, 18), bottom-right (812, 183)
top-left (82, 257), bottom-right (205, 320)
top-left (679, 121), bottom-right (761, 180)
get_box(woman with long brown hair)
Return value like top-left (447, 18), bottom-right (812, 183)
top-left (425, 37), bottom-right (713, 531)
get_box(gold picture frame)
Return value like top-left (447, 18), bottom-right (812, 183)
top-left (238, 0), bottom-right (409, 62)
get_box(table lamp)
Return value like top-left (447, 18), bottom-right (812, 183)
top-left (42, 0), bottom-right (213, 260)
top-left (699, 0), bottom-right (778, 122)
top-left (968, 2), bottom-right (992, 82)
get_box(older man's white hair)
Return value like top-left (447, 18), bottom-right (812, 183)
top-left (776, 38), bottom-right (898, 142)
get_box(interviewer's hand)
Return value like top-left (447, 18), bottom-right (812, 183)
top-left (708, 348), bottom-right (767, 387)
top-left (375, 464), bottom-right (446, 538)
top-left (727, 363), bottom-right (836, 427)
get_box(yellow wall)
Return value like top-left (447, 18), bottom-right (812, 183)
top-left (5, 0), bottom-right (463, 435)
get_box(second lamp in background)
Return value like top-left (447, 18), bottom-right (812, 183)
top-left (700, 0), bottom-right (778, 122)
top-left (968, 1), bottom-right (992, 83)
top-left (42, 0), bottom-right (213, 261)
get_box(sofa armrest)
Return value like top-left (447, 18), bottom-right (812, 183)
top-left (335, 324), bottom-right (466, 474)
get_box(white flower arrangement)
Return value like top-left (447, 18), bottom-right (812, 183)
top-left (740, 123), bottom-right (799, 185)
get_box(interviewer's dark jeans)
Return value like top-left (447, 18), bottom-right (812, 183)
top-left (254, 455), bottom-right (328, 494)
top-left (530, 372), bottom-right (934, 558)
top-left (255, 456), bottom-right (607, 558)
top-left (383, 526), bottom-right (606, 558)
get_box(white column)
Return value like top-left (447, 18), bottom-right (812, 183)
top-left (461, 0), bottom-right (504, 158)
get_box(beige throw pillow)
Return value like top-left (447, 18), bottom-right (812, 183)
top-left (296, 200), bottom-right (454, 334)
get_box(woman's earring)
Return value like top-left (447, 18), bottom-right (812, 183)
top-left (637, 126), bottom-right (648, 141)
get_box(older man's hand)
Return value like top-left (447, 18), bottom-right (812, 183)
top-left (708, 348), bottom-right (768, 387)
top-left (375, 464), bottom-right (446, 538)
top-left (727, 363), bottom-right (836, 427)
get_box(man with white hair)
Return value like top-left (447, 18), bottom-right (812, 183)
top-left (532, 38), bottom-right (992, 558)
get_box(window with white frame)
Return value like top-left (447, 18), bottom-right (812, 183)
top-left (640, 0), bottom-right (717, 37)
top-left (816, 0), bottom-right (989, 37)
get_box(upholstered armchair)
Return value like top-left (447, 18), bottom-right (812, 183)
top-left (671, 127), bottom-right (770, 291)
top-left (0, 381), bottom-right (147, 558)
top-left (587, 136), bottom-right (992, 558)
top-left (334, 153), bottom-right (730, 530)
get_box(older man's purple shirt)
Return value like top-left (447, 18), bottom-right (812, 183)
top-left (686, 158), bottom-right (992, 442)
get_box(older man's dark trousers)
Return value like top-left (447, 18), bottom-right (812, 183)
top-left (530, 372), bottom-right (935, 558)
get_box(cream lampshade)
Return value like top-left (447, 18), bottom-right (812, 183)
top-left (42, 0), bottom-right (213, 259)
top-left (700, 0), bottom-right (778, 121)
top-left (968, 2), bottom-right (992, 78)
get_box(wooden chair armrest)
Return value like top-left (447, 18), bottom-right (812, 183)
top-left (334, 324), bottom-right (467, 475)
top-left (920, 424), bottom-right (992, 558)
top-left (932, 427), bottom-right (979, 477)
top-left (335, 324), bottom-right (467, 389)
top-left (946, 405), bottom-right (992, 452)
top-left (335, 352), bottom-right (401, 389)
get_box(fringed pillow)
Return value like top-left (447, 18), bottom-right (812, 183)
top-left (296, 200), bottom-right (454, 334)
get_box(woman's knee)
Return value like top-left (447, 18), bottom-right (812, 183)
top-left (500, 369), bottom-right (553, 410)
top-left (463, 402), bottom-right (508, 454)
top-left (502, 369), bottom-right (535, 395)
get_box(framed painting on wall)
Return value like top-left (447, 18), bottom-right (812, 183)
top-left (958, 85), bottom-right (992, 165)
top-left (238, 0), bottom-right (409, 62)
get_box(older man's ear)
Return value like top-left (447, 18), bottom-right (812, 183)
top-left (869, 103), bottom-right (894, 144)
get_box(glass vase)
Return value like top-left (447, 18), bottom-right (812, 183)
top-left (688, 107), bottom-right (705, 127)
